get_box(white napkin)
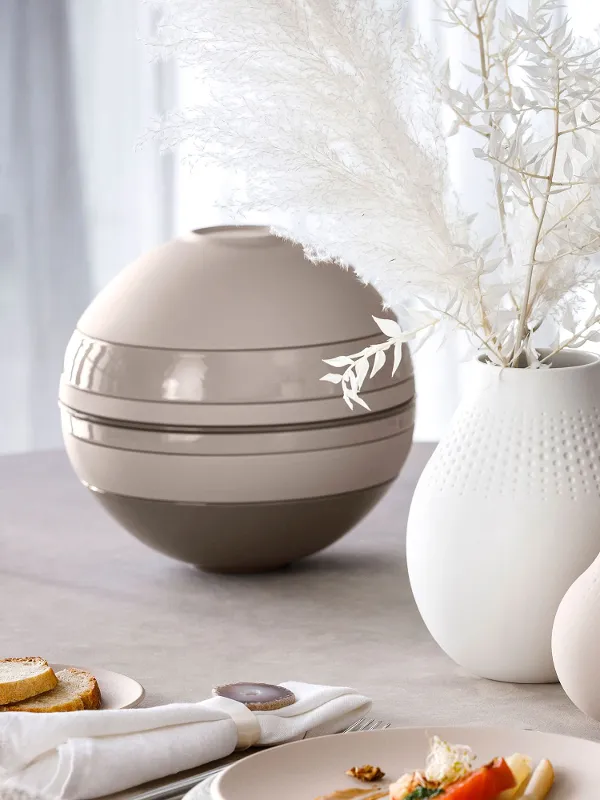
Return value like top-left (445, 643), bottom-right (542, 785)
top-left (0, 682), bottom-right (370, 800)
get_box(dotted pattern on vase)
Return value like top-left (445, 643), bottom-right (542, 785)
top-left (424, 404), bottom-right (600, 501)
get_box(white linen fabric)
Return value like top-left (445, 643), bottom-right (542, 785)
top-left (0, 682), bottom-right (371, 800)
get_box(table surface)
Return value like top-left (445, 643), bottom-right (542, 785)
top-left (1, 443), bottom-right (599, 779)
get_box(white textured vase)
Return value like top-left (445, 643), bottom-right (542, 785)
top-left (552, 551), bottom-right (600, 719)
top-left (407, 349), bottom-right (600, 683)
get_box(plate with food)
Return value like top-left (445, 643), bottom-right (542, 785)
top-left (211, 726), bottom-right (595, 800)
top-left (0, 658), bottom-right (144, 712)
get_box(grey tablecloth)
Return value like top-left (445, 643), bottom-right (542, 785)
top-left (1, 444), bottom-right (599, 795)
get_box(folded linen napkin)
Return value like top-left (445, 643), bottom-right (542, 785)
top-left (0, 681), bottom-right (371, 800)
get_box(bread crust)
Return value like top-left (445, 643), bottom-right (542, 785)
top-left (0, 657), bottom-right (58, 705)
top-left (60, 668), bottom-right (102, 710)
top-left (0, 667), bottom-right (101, 712)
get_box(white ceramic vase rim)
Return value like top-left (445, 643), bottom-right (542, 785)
top-left (476, 347), bottom-right (600, 376)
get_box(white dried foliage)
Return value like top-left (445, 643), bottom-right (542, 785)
top-left (153, 0), bottom-right (600, 404)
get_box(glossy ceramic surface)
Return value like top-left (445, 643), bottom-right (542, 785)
top-left (62, 423), bottom-right (413, 503)
top-left (61, 227), bottom-right (415, 426)
top-left (61, 227), bottom-right (416, 570)
top-left (62, 331), bottom-right (410, 404)
top-left (61, 402), bottom-right (414, 455)
top-left (59, 378), bottom-right (414, 427)
top-left (91, 481), bottom-right (393, 572)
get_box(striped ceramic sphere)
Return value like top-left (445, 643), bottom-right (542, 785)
top-left (60, 226), bottom-right (414, 572)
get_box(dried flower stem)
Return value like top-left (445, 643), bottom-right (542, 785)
top-left (474, 0), bottom-right (510, 262)
top-left (512, 69), bottom-right (561, 365)
top-left (542, 313), bottom-right (600, 362)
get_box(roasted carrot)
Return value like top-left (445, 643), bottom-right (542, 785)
top-left (442, 758), bottom-right (516, 800)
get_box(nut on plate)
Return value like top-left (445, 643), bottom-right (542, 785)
top-left (346, 765), bottom-right (386, 782)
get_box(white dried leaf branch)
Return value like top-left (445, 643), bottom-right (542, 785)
top-left (151, 0), bottom-right (600, 404)
top-left (320, 315), bottom-right (437, 409)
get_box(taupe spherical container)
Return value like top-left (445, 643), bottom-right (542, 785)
top-left (60, 226), bottom-right (415, 572)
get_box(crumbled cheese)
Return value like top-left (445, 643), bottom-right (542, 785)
top-left (424, 736), bottom-right (475, 785)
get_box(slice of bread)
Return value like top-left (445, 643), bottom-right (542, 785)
top-left (59, 668), bottom-right (102, 710)
top-left (0, 657), bottom-right (58, 705)
top-left (0, 667), bottom-right (101, 713)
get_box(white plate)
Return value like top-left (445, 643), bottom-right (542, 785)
top-left (51, 663), bottom-right (145, 709)
top-left (213, 726), bottom-right (599, 800)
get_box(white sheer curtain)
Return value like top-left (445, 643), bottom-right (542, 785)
top-left (0, 0), bottom-right (174, 454)
top-left (0, 0), bottom-right (89, 452)
top-left (0, 0), bottom-right (597, 453)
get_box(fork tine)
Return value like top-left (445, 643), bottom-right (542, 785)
top-left (343, 717), bottom-right (391, 733)
top-left (350, 717), bottom-right (374, 732)
top-left (361, 719), bottom-right (379, 731)
top-left (371, 721), bottom-right (391, 731)
top-left (342, 716), bottom-right (367, 733)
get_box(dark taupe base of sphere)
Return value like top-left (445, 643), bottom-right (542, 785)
top-left (90, 481), bottom-right (393, 573)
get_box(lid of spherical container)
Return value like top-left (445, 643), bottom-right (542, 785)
top-left (61, 226), bottom-right (414, 426)
top-left (78, 226), bottom-right (390, 349)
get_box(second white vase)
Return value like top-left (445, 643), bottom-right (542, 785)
top-left (552, 550), bottom-right (600, 719)
top-left (407, 349), bottom-right (600, 683)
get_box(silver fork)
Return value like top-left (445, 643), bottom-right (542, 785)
top-left (343, 717), bottom-right (391, 733)
top-left (124, 717), bottom-right (391, 800)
